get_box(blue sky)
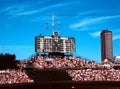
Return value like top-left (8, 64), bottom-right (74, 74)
top-left (0, 0), bottom-right (120, 62)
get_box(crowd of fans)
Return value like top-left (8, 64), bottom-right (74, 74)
top-left (30, 56), bottom-right (112, 69)
top-left (67, 69), bottom-right (120, 81)
top-left (27, 56), bottom-right (120, 81)
top-left (114, 60), bottom-right (120, 65)
top-left (0, 55), bottom-right (120, 85)
top-left (0, 69), bottom-right (34, 85)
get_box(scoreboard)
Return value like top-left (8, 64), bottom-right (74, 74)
top-left (35, 32), bottom-right (75, 54)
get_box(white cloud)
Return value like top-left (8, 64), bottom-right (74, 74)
top-left (78, 10), bottom-right (112, 16)
top-left (0, 0), bottom-right (82, 16)
top-left (89, 31), bottom-right (101, 37)
top-left (78, 10), bottom-right (99, 16)
top-left (70, 15), bottom-right (120, 29)
top-left (0, 1), bottom-right (43, 16)
top-left (0, 2), bottom-right (34, 14)
top-left (113, 35), bottom-right (120, 40)
top-left (14, 9), bottom-right (41, 15)
top-left (14, 4), bottom-right (59, 16)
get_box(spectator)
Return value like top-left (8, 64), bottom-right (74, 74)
top-left (0, 69), bottom-right (34, 85)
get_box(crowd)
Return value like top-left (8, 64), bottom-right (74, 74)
top-left (67, 69), bottom-right (120, 81)
top-left (31, 56), bottom-right (112, 69)
top-left (0, 69), bottom-right (34, 85)
top-left (114, 60), bottom-right (120, 65)
top-left (27, 56), bottom-right (120, 81)
top-left (1, 55), bottom-right (119, 85)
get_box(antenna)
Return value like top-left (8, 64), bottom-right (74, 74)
top-left (51, 14), bottom-right (61, 36)
top-left (52, 14), bottom-right (56, 34)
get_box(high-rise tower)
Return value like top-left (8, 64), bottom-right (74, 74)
top-left (101, 30), bottom-right (113, 61)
